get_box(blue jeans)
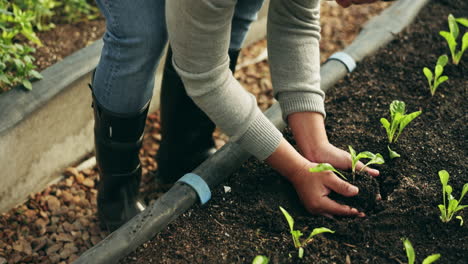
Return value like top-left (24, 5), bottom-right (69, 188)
top-left (93, 0), bottom-right (265, 114)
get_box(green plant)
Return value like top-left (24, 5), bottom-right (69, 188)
top-left (387, 145), bottom-right (400, 159)
top-left (0, 3), bottom-right (42, 46)
top-left (252, 255), bottom-right (269, 264)
top-left (0, 40), bottom-right (42, 91)
top-left (309, 163), bottom-right (347, 180)
top-left (439, 14), bottom-right (468, 65)
top-left (380, 100), bottom-right (422, 143)
top-left (402, 238), bottom-right (440, 264)
top-left (279, 206), bottom-right (334, 259)
top-left (58, 0), bottom-right (99, 23)
top-left (423, 55), bottom-right (449, 96)
top-left (348, 146), bottom-right (384, 178)
top-left (438, 170), bottom-right (468, 224)
top-left (13, 0), bottom-right (59, 31)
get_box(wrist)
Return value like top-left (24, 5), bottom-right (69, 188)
top-left (287, 112), bottom-right (330, 157)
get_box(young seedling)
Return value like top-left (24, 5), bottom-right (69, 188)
top-left (438, 170), bottom-right (468, 224)
top-left (309, 163), bottom-right (347, 180)
top-left (279, 206), bottom-right (334, 259)
top-left (348, 146), bottom-right (384, 180)
top-left (380, 100), bottom-right (422, 144)
top-left (423, 55), bottom-right (449, 96)
top-left (439, 14), bottom-right (468, 65)
top-left (387, 145), bottom-right (401, 159)
top-left (402, 238), bottom-right (441, 264)
top-left (252, 255), bottom-right (269, 264)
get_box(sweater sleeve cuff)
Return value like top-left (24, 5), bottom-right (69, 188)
top-left (236, 109), bottom-right (283, 161)
top-left (278, 92), bottom-right (326, 121)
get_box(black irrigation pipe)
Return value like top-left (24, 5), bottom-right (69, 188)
top-left (74, 0), bottom-right (429, 263)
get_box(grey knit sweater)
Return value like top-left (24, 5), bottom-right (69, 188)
top-left (166, 0), bottom-right (324, 160)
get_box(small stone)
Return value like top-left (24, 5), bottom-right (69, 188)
top-left (12, 239), bottom-right (32, 255)
top-left (0, 257), bottom-right (6, 264)
top-left (59, 244), bottom-right (78, 259)
top-left (24, 209), bottom-right (37, 219)
top-left (46, 196), bottom-right (61, 212)
top-left (223, 186), bottom-right (231, 193)
top-left (75, 173), bottom-right (85, 184)
top-left (49, 253), bottom-right (61, 263)
top-left (72, 196), bottom-right (81, 205)
top-left (82, 178), bottom-right (95, 188)
top-left (46, 243), bottom-right (63, 255)
top-left (64, 167), bottom-right (79, 177)
top-left (65, 178), bottom-right (74, 187)
top-left (61, 192), bottom-right (73, 203)
top-left (90, 236), bottom-right (101, 245)
top-left (56, 233), bottom-right (73, 242)
top-left (35, 218), bottom-right (48, 235)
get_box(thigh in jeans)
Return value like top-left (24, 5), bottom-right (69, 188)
top-left (93, 0), bottom-right (167, 114)
top-left (230, 0), bottom-right (265, 50)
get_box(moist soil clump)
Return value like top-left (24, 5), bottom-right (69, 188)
top-left (329, 170), bottom-right (381, 213)
top-left (124, 0), bottom-right (467, 263)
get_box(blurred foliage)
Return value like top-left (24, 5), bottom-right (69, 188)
top-left (0, 0), bottom-right (100, 92)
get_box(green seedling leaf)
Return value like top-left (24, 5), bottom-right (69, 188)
top-left (388, 145), bottom-right (400, 159)
top-left (309, 163), bottom-right (346, 180)
top-left (422, 254), bottom-right (441, 264)
top-left (456, 216), bottom-right (464, 226)
top-left (436, 54), bottom-right (449, 67)
top-left (390, 100), bottom-right (405, 118)
top-left (423, 67), bottom-right (433, 83)
top-left (439, 170), bottom-right (449, 186)
top-left (395, 110), bottom-right (421, 142)
top-left (252, 255), bottom-right (269, 264)
top-left (403, 238), bottom-right (416, 264)
top-left (279, 206), bottom-right (294, 232)
top-left (462, 33), bottom-right (468, 53)
top-left (298, 247), bottom-right (304, 259)
top-left (440, 31), bottom-right (456, 58)
top-left (448, 14), bottom-right (459, 39)
top-left (456, 17), bottom-right (468, 27)
top-left (306, 227), bottom-right (334, 241)
top-left (435, 65), bottom-right (443, 79)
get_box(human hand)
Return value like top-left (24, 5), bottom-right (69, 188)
top-left (265, 139), bottom-right (365, 217)
top-left (290, 161), bottom-right (365, 217)
top-left (288, 112), bottom-right (379, 177)
top-left (335, 0), bottom-right (380, 8)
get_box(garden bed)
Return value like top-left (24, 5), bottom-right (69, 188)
top-left (123, 0), bottom-right (467, 263)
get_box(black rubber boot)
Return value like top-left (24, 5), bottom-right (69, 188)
top-left (92, 94), bottom-right (148, 232)
top-left (156, 48), bottom-right (240, 186)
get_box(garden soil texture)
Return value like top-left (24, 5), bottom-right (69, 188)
top-left (124, 0), bottom-right (468, 263)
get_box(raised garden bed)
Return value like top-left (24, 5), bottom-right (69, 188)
top-left (122, 0), bottom-right (467, 263)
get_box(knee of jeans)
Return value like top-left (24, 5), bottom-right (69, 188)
top-left (104, 23), bottom-right (167, 61)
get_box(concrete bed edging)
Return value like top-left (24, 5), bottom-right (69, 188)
top-left (75, 0), bottom-right (429, 263)
top-left (0, 1), bottom-right (270, 214)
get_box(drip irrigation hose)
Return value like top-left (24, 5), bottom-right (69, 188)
top-left (74, 0), bottom-right (429, 262)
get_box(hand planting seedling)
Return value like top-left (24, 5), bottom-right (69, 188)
top-left (279, 206), bottom-right (334, 259)
top-left (348, 145), bottom-right (384, 180)
top-left (437, 170), bottom-right (468, 224)
top-left (309, 163), bottom-right (347, 180)
top-left (439, 14), bottom-right (468, 65)
top-left (402, 238), bottom-right (441, 264)
top-left (380, 100), bottom-right (422, 144)
top-left (423, 55), bottom-right (449, 96)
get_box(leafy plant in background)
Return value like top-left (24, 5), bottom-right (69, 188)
top-left (439, 14), bottom-right (468, 65)
top-left (59, 0), bottom-right (99, 23)
top-left (13, 0), bottom-right (59, 31)
top-left (437, 170), bottom-right (468, 225)
top-left (0, 3), bottom-right (42, 46)
top-left (309, 163), bottom-right (347, 180)
top-left (0, 40), bottom-right (42, 91)
top-left (279, 206), bottom-right (334, 259)
top-left (348, 145), bottom-right (384, 180)
top-left (423, 55), bottom-right (449, 96)
top-left (252, 255), bottom-right (269, 264)
top-left (402, 238), bottom-right (441, 264)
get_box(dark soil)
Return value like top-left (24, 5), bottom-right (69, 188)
top-left (123, 1), bottom-right (467, 263)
